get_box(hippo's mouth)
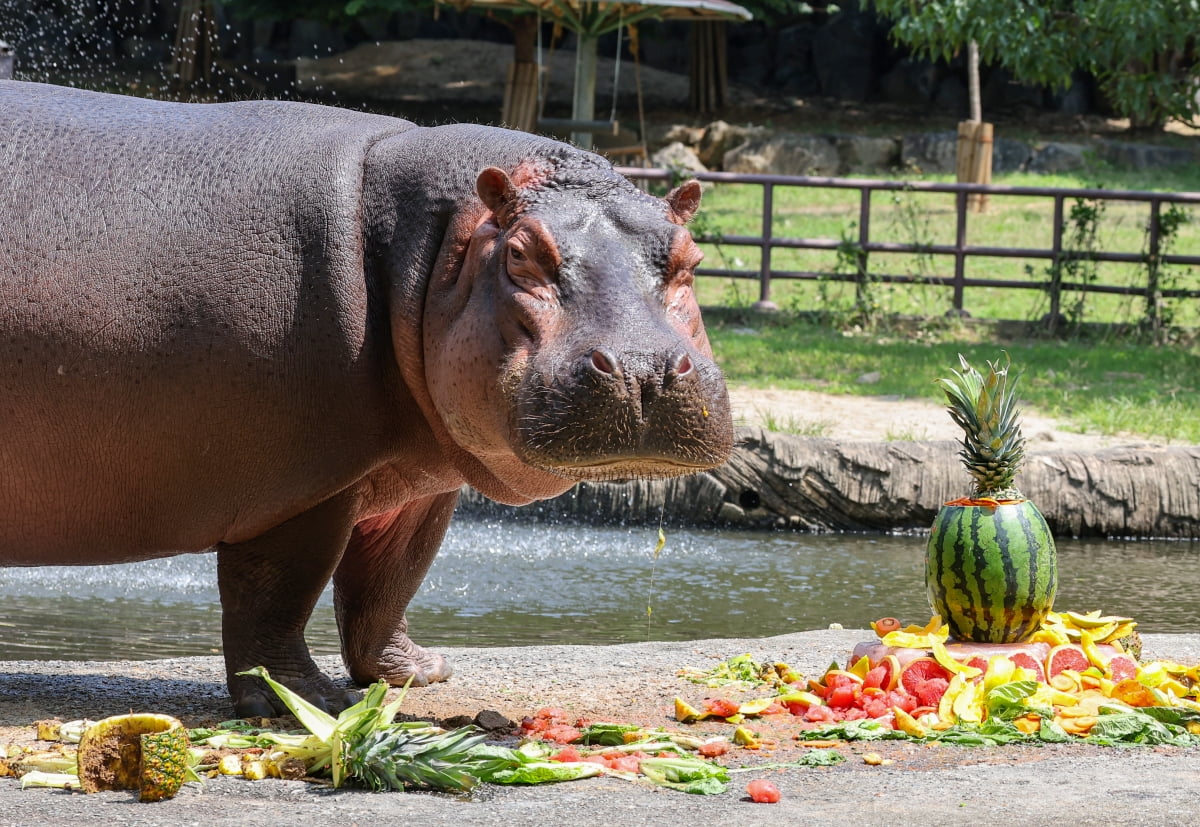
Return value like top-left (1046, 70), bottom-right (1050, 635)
top-left (507, 374), bottom-right (734, 482)
top-left (530, 455), bottom-right (725, 483)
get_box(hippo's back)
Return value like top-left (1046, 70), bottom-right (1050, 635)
top-left (0, 83), bottom-right (417, 561)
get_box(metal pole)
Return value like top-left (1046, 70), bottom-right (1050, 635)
top-left (952, 189), bottom-right (968, 314)
top-left (1146, 198), bottom-right (1162, 332)
top-left (751, 182), bottom-right (777, 310)
top-left (1048, 195), bottom-right (1064, 332)
top-left (856, 186), bottom-right (871, 310)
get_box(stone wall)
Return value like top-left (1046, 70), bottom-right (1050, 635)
top-left (652, 122), bottom-right (1200, 177)
top-left (460, 429), bottom-right (1200, 539)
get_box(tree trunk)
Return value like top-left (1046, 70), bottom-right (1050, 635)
top-left (461, 429), bottom-right (1200, 539)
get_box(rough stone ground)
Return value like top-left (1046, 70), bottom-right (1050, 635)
top-left (2, 631), bottom-right (1199, 825)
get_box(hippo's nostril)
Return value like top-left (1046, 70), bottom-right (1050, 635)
top-left (590, 348), bottom-right (618, 377)
top-left (672, 352), bottom-right (693, 378)
top-left (662, 351), bottom-right (694, 388)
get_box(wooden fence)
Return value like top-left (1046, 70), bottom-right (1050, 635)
top-left (617, 167), bottom-right (1200, 327)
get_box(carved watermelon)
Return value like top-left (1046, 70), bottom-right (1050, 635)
top-left (925, 500), bottom-right (1057, 643)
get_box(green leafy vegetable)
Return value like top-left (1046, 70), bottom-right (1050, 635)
top-left (805, 719), bottom-right (909, 741)
top-left (638, 755), bottom-right (730, 795)
top-left (578, 723), bottom-right (643, 746)
top-left (1038, 719), bottom-right (1071, 743)
top-left (985, 681), bottom-right (1050, 721)
top-left (479, 760), bottom-right (603, 785)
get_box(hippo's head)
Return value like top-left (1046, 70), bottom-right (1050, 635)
top-left (420, 153), bottom-right (733, 504)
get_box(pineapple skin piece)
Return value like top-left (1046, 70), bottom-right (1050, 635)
top-left (76, 714), bottom-right (191, 802)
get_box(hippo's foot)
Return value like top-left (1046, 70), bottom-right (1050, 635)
top-left (230, 664), bottom-right (362, 719)
top-left (348, 634), bottom-right (454, 688)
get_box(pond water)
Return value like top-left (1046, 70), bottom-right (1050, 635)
top-left (1, 518), bottom-right (1197, 660)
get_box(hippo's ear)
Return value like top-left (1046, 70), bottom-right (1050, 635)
top-left (664, 180), bottom-right (702, 225)
top-left (477, 167), bottom-right (519, 227)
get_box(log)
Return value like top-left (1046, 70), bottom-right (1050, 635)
top-left (460, 428), bottom-right (1200, 539)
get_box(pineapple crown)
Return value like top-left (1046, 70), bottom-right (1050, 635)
top-left (936, 353), bottom-right (1026, 500)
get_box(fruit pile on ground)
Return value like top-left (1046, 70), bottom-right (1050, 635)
top-left (675, 613), bottom-right (1200, 747)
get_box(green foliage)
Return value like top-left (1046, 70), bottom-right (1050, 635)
top-left (1030, 196), bottom-right (1105, 332)
top-left (1144, 203), bottom-right (1192, 337)
top-left (868, 0), bottom-right (1200, 127)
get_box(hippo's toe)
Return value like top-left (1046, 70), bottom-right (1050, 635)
top-left (349, 636), bottom-right (454, 687)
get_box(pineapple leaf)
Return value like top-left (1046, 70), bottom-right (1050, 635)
top-left (237, 667), bottom-right (336, 743)
top-left (936, 353), bottom-right (1026, 498)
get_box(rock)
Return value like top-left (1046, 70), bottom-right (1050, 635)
top-left (724, 134), bottom-right (840, 176)
top-left (1096, 141), bottom-right (1198, 171)
top-left (992, 138), bottom-right (1032, 173)
top-left (837, 135), bottom-right (900, 171)
top-left (697, 120), bottom-right (766, 169)
top-left (901, 131), bottom-right (1030, 174)
top-left (773, 23), bottom-right (822, 96)
top-left (811, 8), bottom-right (883, 101)
top-left (901, 131), bottom-right (958, 174)
top-left (661, 124), bottom-right (705, 147)
top-left (651, 142), bottom-right (707, 175)
top-left (932, 75), bottom-right (969, 115)
top-left (856, 371), bottom-right (882, 384)
top-left (982, 66), bottom-right (1045, 111)
top-left (879, 58), bottom-right (939, 107)
top-left (1029, 142), bottom-right (1092, 174)
top-left (474, 709), bottom-right (515, 731)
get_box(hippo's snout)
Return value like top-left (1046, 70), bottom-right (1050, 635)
top-left (512, 341), bottom-right (733, 481)
top-left (587, 347), bottom-right (694, 385)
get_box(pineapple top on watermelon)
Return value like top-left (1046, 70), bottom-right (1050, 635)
top-left (926, 354), bottom-right (1058, 644)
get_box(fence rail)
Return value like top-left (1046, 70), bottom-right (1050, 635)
top-left (617, 167), bottom-right (1200, 325)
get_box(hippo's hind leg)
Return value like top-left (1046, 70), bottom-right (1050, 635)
top-left (217, 491), bottom-right (361, 717)
top-left (333, 491), bottom-right (458, 687)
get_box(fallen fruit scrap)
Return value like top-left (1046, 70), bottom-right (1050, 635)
top-left (675, 613), bottom-right (1200, 747)
top-left (2, 666), bottom-right (831, 801)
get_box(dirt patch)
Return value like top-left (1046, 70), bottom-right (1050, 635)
top-left (727, 386), bottom-right (1163, 451)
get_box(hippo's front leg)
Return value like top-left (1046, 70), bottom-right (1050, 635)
top-left (218, 492), bottom-right (362, 717)
top-left (333, 491), bottom-right (458, 687)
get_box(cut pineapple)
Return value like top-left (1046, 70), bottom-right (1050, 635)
top-left (77, 713), bottom-right (191, 802)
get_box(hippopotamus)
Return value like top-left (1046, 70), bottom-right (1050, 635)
top-left (0, 81), bottom-right (733, 715)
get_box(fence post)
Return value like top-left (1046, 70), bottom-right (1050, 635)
top-left (951, 189), bottom-right (968, 315)
top-left (855, 186), bottom-right (871, 314)
top-left (1044, 195), bottom-right (1065, 334)
top-left (752, 181), bottom-right (778, 311)
top-left (0, 41), bottom-right (13, 80)
top-left (1145, 198), bottom-right (1162, 336)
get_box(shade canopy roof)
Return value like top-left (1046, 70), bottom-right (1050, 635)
top-left (440, 0), bottom-right (751, 36)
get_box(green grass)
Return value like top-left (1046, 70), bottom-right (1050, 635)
top-left (755, 408), bottom-right (834, 437)
top-left (707, 316), bottom-right (1200, 443)
top-left (689, 166), bottom-right (1200, 328)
